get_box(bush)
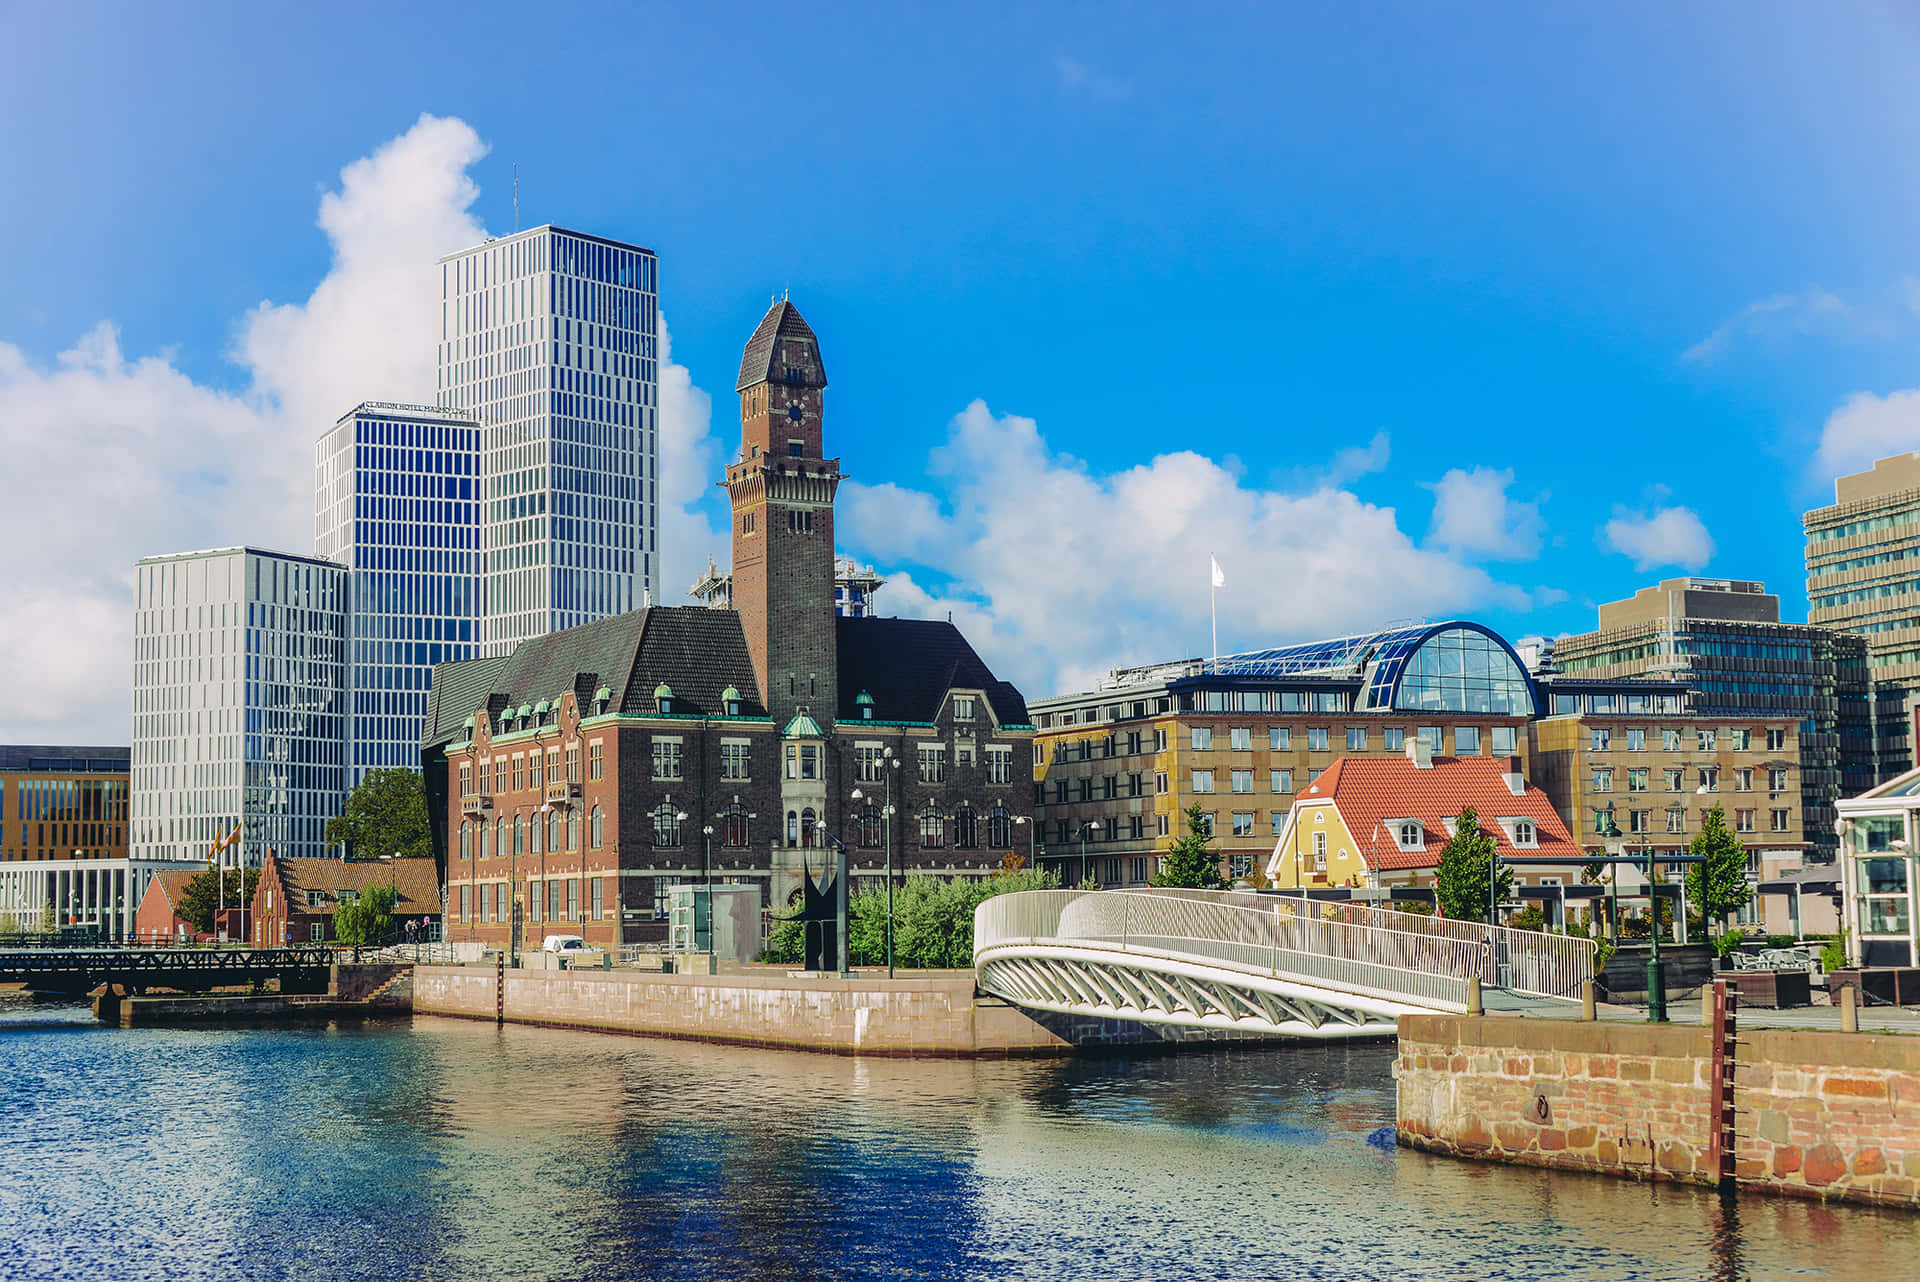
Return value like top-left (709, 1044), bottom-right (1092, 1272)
top-left (1710, 927), bottom-right (1747, 960)
top-left (1508, 904), bottom-right (1546, 933)
top-left (760, 867), bottom-right (1062, 968)
top-left (1821, 929), bottom-right (1849, 973)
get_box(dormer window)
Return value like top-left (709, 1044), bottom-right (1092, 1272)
top-left (722, 685), bottom-right (743, 718)
top-left (1398, 822), bottom-right (1423, 850)
top-left (954, 696), bottom-right (976, 722)
top-left (653, 683), bottom-right (673, 716)
top-left (1500, 818), bottom-right (1539, 848)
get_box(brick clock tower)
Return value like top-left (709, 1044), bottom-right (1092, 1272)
top-left (727, 298), bottom-right (840, 730)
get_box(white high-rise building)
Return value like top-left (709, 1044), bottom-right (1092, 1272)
top-left (130, 547), bottom-right (348, 867)
top-left (436, 226), bottom-right (659, 655)
top-left (317, 401), bottom-right (482, 787)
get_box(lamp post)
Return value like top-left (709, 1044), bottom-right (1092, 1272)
top-left (856, 747), bottom-right (902, 979)
top-left (1078, 823), bottom-right (1094, 887)
top-left (1014, 815), bottom-right (1031, 875)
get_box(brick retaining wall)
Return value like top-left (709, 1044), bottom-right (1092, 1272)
top-left (414, 965), bottom-right (1274, 1057)
top-left (1397, 1014), bottom-right (1920, 1210)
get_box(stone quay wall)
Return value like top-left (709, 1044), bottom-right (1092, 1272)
top-left (413, 965), bottom-right (1263, 1057)
top-left (1397, 1014), bottom-right (1920, 1211)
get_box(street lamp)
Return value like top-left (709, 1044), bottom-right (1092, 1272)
top-left (855, 747), bottom-right (903, 978)
top-left (1078, 823), bottom-right (1095, 887)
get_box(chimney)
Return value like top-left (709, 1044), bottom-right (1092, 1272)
top-left (1406, 736), bottom-right (1433, 769)
top-left (1503, 755), bottom-right (1525, 797)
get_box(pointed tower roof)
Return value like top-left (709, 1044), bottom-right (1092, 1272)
top-left (736, 298), bottom-right (828, 392)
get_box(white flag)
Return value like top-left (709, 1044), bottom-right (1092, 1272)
top-left (1210, 554), bottom-right (1225, 589)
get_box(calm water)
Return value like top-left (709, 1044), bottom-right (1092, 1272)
top-left (2, 995), bottom-right (1917, 1281)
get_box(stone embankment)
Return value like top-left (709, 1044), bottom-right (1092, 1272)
top-left (1396, 1013), bottom-right (1920, 1210)
top-left (93, 963), bottom-right (413, 1027)
top-left (413, 963), bottom-right (1268, 1057)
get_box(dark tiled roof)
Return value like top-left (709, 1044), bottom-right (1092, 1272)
top-left (423, 608), bottom-right (767, 743)
top-left (621, 608), bottom-right (765, 717)
top-left (836, 617), bottom-right (1029, 727)
top-left (735, 300), bottom-right (827, 392)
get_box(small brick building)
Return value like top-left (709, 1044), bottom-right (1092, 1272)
top-left (420, 300), bottom-right (1037, 954)
top-left (249, 852), bottom-right (441, 946)
top-left (132, 869), bottom-right (201, 944)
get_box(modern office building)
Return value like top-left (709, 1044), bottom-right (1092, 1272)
top-left (316, 401), bottom-right (483, 787)
top-left (1807, 452), bottom-right (1920, 779)
top-left (1030, 621), bottom-right (1808, 900)
top-left (436, 226), bottom-right (660, 655)
top-left (690, 554), bottom-right (886, 618)
top-left (0, 744), bottom-right (175, 939)
top-left (131, 547), bottom-right (349, 868)
top-left (418, 299), bottom-right (1035, 951)
top-left (1549, 577), bottom-right (1869, 862)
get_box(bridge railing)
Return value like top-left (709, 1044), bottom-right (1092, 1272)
top-left (976, 889), bottom-right (1596, 1004)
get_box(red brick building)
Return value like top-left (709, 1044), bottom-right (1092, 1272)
top-left (132, 869), bottom-right (200, 944)
top-left (421, 300), bottom-right (1037, 954)
top-left (249, 852), bottom-right (440, 945)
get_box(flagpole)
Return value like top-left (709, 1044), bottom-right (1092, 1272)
top-left (1211, 579), bottom-right (1218, 666)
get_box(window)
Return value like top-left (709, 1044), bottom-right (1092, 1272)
top-left (459, 764), bottom-right (472, 796)
top-left (1592, 768), bottom-right (1612, 792)
top-left (513, 815), bottom-right (524, 856)
top-left (652, 739), bottom-right (683, 781)
top-left (722, 742), bottom-right (751, 781)
top-left (1699, 767), bottom-right (1718, 791)
top-left (1627, 768), bottom-right (1647, 792)
top-left (954, 696), bottom-right (975, 722)
top-left (1192, 770), bottom-right (1215, 793)
top-left (591, 877), bottom-right (604, 922)
top-left (1666, 808), bottom-right (1685, 834)
top-left (1591, 728), bottom-right (1610, 751)
top-left (1129, 815), bottom-right (1144, 840)
top-left (800, 807), bottom-right (819, 847)
top-left (566, 746), bottom-right (580, 783)
top-left (954, 804), bottom-right (979, 849)
top-left (1156, 814), bottom-right (1169, 837)
top-left (1728, 729), bottom-right (1750, 750)
top-left (590, 806), bottom-right (603, 849)
top-left (512, 758), bottom-right (525, 791)
top-left (917, 745), bottom-right (947, 783)
top-left (1231, 769), bottom-right (1253, 793)
top-left (306, 889), bottom-right (325, 910)
top-left (1736, 768), bottom-right (1752, 792)
top-left (1271, 812), bottom-right (1286, 836)
top-left (1102, 857), bottom-right (1123, 885)
top-left (1398, 822), bottom-right (1422, 848)
top-left (531, 814), bottom-right (544, 855)
top-left (721, 804), bottom-right (749, 848)
top-left (1270, 727), bottom-right (1291, 750)
top-left (1454, 726), bottom-right (1479, 754)
top-left (1192, 727), bottom-right (1213, 751)
top-left (1271, 769), bottom-right (1293, 793)
top-left (1629, 809), bottom-right (1649, 835)
top-left (529, 754), bottom-right (543, 789)
top-left (1129, 857), bottom-right (1150, 884)
top-left (1767, 728), bottom-right (1786, 751)
top-left (1155, 771), bottom-right (1169, 793)
top-left (1076, 779), bottom-right (1092, 803)
top-left (1512, 820), bottom-right (1536, 847)
top-left (1102, 775), bottom-right (1117, 800)
top-left (1383, 727), bottom-right (1405, 751)
top-left (919, 802), bottom-right (946, 848)
top-left (459, 823), bottom-right (471, 861)
top-left (311, 922), bottom-right (325, 943)
top-left (1769, 767), bottom-right (1788, 792)
top-left (1490, 726), bottom-right (1516, 755)
top-left (1663, 729), bottom-right (1682, 751)
top-left (1232, 812), bottom-right (1256, 837)
top-left (1348, 728), bottom-right (1368, 751)
top-left (1735, 809), bottom-right (1755, 833)
top-left (986, 747), bottom-right (1013, 784)
top-left (1419, 727), bottom-right (1443, 751)
top-left (1697, 730), bottom-right (1717, 751)
top-left (1665, 768), bottom-right (1684, 792)
top-left (1127, 772), bottom-right (1143, 797)
top-left (1312, 832), bottom-right (1327, 870)
top-left (1308, 728), bottom-right (1329, 752)
top-left (1626, 729), bottom-right (1646, 751)
top-left (1770, 809), bottom-right (1790, 832)
top-left (589, 742), bottom-right (604, 780)
top-left (987, 804), bottom-right (1013, 850)
top-left (1154, 728), bottom-right (1168, 752)
top-left (1230, 727), bottom-right (1252, 751)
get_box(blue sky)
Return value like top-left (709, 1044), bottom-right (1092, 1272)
top-left (6, 3), bottom-right (1920, 740)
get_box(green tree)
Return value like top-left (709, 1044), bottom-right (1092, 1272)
top-left (334, 883), bottom-right (398, 947)
top-left (1152, 803), bottom-right (1224, 889)
top-left (36, 898), bottom-right (56, 934)
top-left (762, 867), bottom-right (1062, 968)
top-left (1685, 804), bottom-right (1752, 940)
top-left (1434, 806), bottom-right (1511, 923)
top-left (178, 865), bottom-right (262, 934)
top-left (324, 768), bottom-right (433, 861)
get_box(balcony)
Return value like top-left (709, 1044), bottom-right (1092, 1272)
top-left (544, 780), bottom-right (582, 807)
top-left (460, 794), bottom-right (491, 817)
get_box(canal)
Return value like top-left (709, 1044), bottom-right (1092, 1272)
top-left (2, 995), bottom-right (1916, 1281)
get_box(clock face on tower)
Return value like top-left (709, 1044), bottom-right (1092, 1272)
top-left (787, 402), bottom-right (804, 423)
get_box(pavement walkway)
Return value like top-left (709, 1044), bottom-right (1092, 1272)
top-left (1484, 987), bottom-right (1920, 1035)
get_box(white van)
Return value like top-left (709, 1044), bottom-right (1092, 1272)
top-left (541, 934), bottom-right (589, 954)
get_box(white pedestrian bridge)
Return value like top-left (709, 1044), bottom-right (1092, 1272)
top-left (973, 889), bottom-right (1598, 1039)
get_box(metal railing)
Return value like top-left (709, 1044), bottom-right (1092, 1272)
top-left (975, 889), bottom-right (1597, 1005)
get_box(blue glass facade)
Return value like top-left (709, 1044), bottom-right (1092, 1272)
top-left (436, 226), bottom-right (659, 655)
top-left (1208, 621), bottom-right (1540, 717)
top-left (317, 404), bottom-right (482, 788)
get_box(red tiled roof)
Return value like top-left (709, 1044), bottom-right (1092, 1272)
top-left (147, 869), bottom-right (199, 911)
top-left (1301, 754), bottom-right (1581, 871)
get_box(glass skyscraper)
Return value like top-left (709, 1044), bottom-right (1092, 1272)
top-left (436, 225), bottom-right (659, 655)
top-left (316, 401), bottom-right (483, 788)
top-left (130, 547), bottom-right (348, 866)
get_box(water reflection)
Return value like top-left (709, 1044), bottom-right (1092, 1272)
top-left (1, 1000), bottom-right (1916, 1281)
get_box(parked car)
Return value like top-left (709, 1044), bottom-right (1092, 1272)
top-left (542, 934), bottom-right (590, 955)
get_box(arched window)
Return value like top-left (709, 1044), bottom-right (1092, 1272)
top-left (919, 801), bottom-right (945, 849)
top-left (479, 822), bottom-right (490, 861)
top-left (1399, 822), bottom-right (1420, 848)
top-left (1312, 831), bottom-right (1326, 869)
top-left (857, 803), bottom-right (883, 848)
top-left (987, 803), bottom-right (1012, 851)
top-left (568, 810), bottom-right (580, 851)
top-left (550, 810), bottom-right (563, 851)
top-left (513, 815), bottom-right (524, 857)
top-left (954, 803), bottom-right (978, 850)
top-left (786, 810), bottom-right (800, 848)
top-left (722, 804), bottom-right (749, 848)
top-left (591, 806), bottom-right (604, 849)
top-left (496, 818), bottom-right (507, 859)
top-left (653, 803), bottom-right (681, 847)
top-left (801, 807), bottom-right (818, 848)
top-left (531, 813), bottom-right (543, 855)
top-left (459, 823), bottom-right (470, 861)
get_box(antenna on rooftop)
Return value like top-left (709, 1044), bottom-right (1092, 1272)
top-left (513, 164), bottom-right (520, 232)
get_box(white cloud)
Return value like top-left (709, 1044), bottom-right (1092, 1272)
top-left (655, 313), bottom-right (726, 603)
top-left (1682, 288), bottom-right (1851, 363)
top-left (1423, 465), bottom-right (1542, 561)
top-left (0, 113), bottom-right (722, 742)
top-left (1810, 388), bottom-right (1920, 486)
top-left (1602, 506), bottom-right (1715, 572)
top-left (837, 400), bottom-right (1533, 698)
